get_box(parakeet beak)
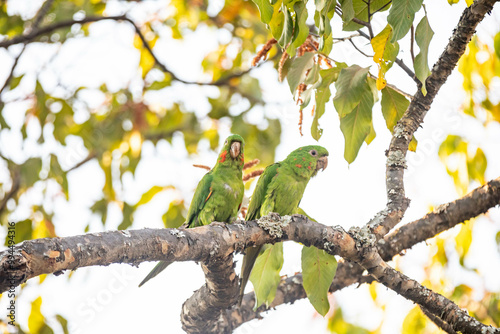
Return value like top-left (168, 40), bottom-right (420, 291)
top-left (230, 141), bottom-right (241, 159)
top-left (316, 156), bottom-right (328, 171)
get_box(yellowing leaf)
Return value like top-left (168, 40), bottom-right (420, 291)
top-left (301, 245), bottom-right (338, 316)
top-left (134, 34), bottom-right (158, 78)
top-left (28, 297), bottom-right (53, 334)
top-left (381, 85), bottom-right (410, 131)
top-left (455, 220), bottom-right (474, 266)
top-left (371, 25), bottom-right (399, 90)
top-left (402, 306), bottom-right (427, 333)
top-left (249, 243), bottom-right (284, 308)
top-left (372, 25), bottom-right (392, 64)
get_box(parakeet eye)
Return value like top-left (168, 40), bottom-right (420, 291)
top-left (224, 140), bottom-right (228, 145)
top-left (309, 149), bottom-right (317, 156)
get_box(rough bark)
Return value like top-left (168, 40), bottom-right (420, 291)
top-left (227, 177), bottom-right (500, 331)
top-left (368, 0), bottom-right (499, 238)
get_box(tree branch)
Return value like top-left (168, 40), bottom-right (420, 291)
top-left (368, 0), bottom-right (498, 238)
top-left (0, 0), bottom-right (55, 97)
top-left (227, 177), bottom-right (500, 331)
top-left (0, 15), bottom-right (257, 87)
top-left (2, 210), bottom-right (498, 333)
top-left (381, 176), bottom-right (500, 257)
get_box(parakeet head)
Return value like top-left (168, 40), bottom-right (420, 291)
top-left (217, 134), bottom-right (245, 166)
top-left (285, 145), bottom-right (329, 178)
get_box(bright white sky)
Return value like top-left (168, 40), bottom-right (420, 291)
top-left (1, 1), bottom-right (500, 333)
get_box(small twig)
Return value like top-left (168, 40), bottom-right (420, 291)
top-left (366, 0), bottom-right (374, 39)
top-left (0, 171), bottom-right (20, 214)
top-left (348, 39), bottom-right (373, 58)
top-left (67, 152), bottom-right (97, 173)
top-left (368, 73), bottom-right (413, 99)
top-left (0, 45), bottom-right (26, 96)
top-left (0, 0), bottom-right (55, 97)
top-left (332, 33), bottom-right (362, 42)
top-left (370, 1), bottom-right (392, 16)
top-left (357, 29), bottom-right (418, 84)
top-left (394, 58), bottom-right (418, 84)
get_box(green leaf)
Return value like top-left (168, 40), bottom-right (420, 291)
top-left (311, 66), bottom-right (345, 140)
top-left (28, 297), bottom-right (54, 334)
top-left (414, 14), bottom-right (434, 95)
top-left (269, 0), bottom-right (285, 41)
top-left (118, 202), bottom-right (134, 230)
top-left (10, 74), bottom-right (24, 90)
top-left (496, 231), bottom-right (500, 253)
top-left (338, 0), bottom-right (354, 22)
top-left (339, 88), bottom-right (374, 163)
top-left (365, 121), bottom-right (376, 144)
top-left (494, 32), bottom-right (500, 59)
top-left (455, 220), bottom-right (473, 266)
top-left (278, 4), bottom-right (293, 47)
top-left (55, 314), bottom-right (69, 334)
top-left (136, 185), bottom-right (172, 207)
top-left (252, 0), bottom-right (274, 24)
top-left (301, 245), bottom-right (338, 316)
top-left (402, 306), bottom-right (427, 333)
top-left (49, 154), bottom-right (69, 199)
top-left (249, 242), bottom-right (284, 308)
top-left (20, 157), bottom-right (42, 188)
top-left (387, 0), bottom-right (423, 42)
top-left (4, 219), bottom-right (32, 245)
top-left (287, 52), bottom-right (315, 94)
top-left (288, 1), bottom-right (308, 57)
top-left (381, 86), bottom-right (410, 131)
top-left (333, 65), bottom-right (370, 117)
top-left (328, 306), bottom-right (370, 333)
top-left (342, 0), bottom-right (390, 31)
top-left (91, 198), bottom-right (108, 226)
top-left (162, 200), bottom-right (186, 228)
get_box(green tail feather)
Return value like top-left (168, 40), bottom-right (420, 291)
top-left (138, 261), bottom-right (172, 287)
top-left (238, 245), bottom-right (262, 306)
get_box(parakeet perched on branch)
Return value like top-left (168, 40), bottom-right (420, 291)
top-left (139, 134), bottom-right (245, 287)
top-left (238, 145), bottom-right (329, 306)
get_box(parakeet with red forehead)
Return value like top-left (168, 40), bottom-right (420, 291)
top-left (139, 134), bottom-right (245, 287)
top-left (238, 145), bottom-right (329, 306)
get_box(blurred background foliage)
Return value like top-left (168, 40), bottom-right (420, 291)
top-left (0, 0), bottom-right (499, 333)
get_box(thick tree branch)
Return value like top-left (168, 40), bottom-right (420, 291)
top-left (420, 305), bottom-right (457, 334)
top-left (381, 176), bottom-right (500, 257)
top-left (356, 243), bottom-right (496, 334)
top-left (2, 211), bottom-right (498, 333)
top-left (181, 255), bottom-right (239, 334)
top-left (228, 177), bottom-right (500, 331)
top-left (368, 0), bottom-right (498, 238)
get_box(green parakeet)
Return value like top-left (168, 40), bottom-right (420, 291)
top-left (139, 134), bottom-right (245, 287)
top-left (238, 145), bottom-right (329, 306)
